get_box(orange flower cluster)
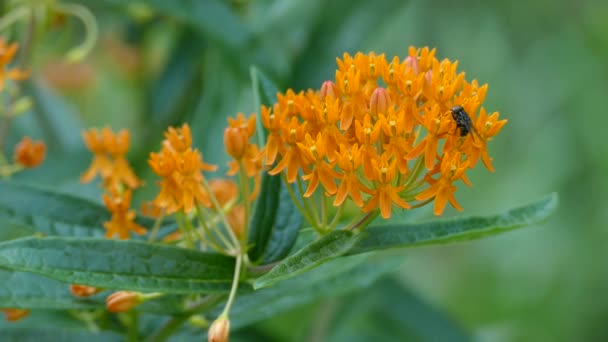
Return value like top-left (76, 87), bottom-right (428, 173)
top-left (0, 39), bottom-right (29, 91)
top-left (81, 127), bottom-right (141, 191)
top-left (149, 124), bottom-right (217, 214)
top-left (261, 47), bottom-right (506, 218)
top-left (13, 136), bottom-right (46, 168)
top-left (81, 127), bottom-right (144, 239)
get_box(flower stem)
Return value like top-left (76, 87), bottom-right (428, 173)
top-left (297, 177), bottom-right (321, 229)
top-left (175, 213), bottom-right (194, 249)
top-left (147, 215), bottom-right (165, 243)
top-left (346, 210), bottom-right (380, 232)
top-left (195, 204), bottom-right (233, 252)
top-left (327, 204), bottom-right (344, 230)
top-left (238, 161), bottom-right (251, 244)
top-left (280, 173), bottom-right (315, 226)
top-left (221, 253), bottom-right (243, 317)
top-left (127, 311), bottom-right (138, 342)
top-left (201, 177), bottom-right (240, 250)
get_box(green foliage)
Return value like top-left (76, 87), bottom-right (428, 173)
top-left (253, 230), bottom-right (365, 289)
top-left (247, 172), bottom-right (303, 264)
top-left (350, 193), bottom-right (558, 254)
top-left (0, 237), bottom-right (235, 293)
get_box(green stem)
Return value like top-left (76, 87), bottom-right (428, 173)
top-left (346, 210), bottom-right (380, 232)
top-left (175, 213), bottom-right (194, 249)
top-left (321, 193), bottom-right (328, 230)
top-left (194, 204), bottom-right (230, 252)
top-left (238, 161), bottom-right (251, 245)
top-left (298, 177), bottom-right (321, 229)
top-left (280, 173), bottom-right (315, 226)
top-left (327, 204), bottom-right (344, 230)
top-left (221, 253), bottom-right (243, 316)
top-left (200, 177), bottom-right (240, 249)
top-left (127, 311), bottom-right (139, 342)
top-left (147, 215), bottom-right (165, 243)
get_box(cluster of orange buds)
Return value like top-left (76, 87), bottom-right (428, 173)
top-left (148, 124), bottom-right (217, 215)
top-left (81, 127), bottom-right (144, 239)
top-left (0, 39), bottom-right (29, 91)
top-left (13, 136), bottom-right (46, 168)
top-left (262, 47), bottom-right (506, 218)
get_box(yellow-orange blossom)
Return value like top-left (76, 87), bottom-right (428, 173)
top-left (261, 47), bottom-right (507, 218)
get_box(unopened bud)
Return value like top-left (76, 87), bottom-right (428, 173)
top-left (319, 80), bottom-right (339, 100)
top-left (404, 55), bottom-right (420, 74)
top-left (208, 316), bottom-right (230, 342)
top-left (370, 87), bottom-right (390, 117)
top-left (224, 127), bottom-right (249, 159)
top-left (70, 284), bottom-right (103, 297)
top-left (106, 291), bottom-right (142, 313)
top-left (2, 308), bottom-right (30, 322)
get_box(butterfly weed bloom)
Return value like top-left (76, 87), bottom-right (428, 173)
top-left (103, 189), bottom-right (147, 239)
top-left (81, 127), bottom-right (142, 191)
top-left (261, 46), bottom-right (507, 226)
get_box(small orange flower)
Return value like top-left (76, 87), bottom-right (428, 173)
top-left (103, 190), bottom-right (147, 239)
top-left (415, 152), bottom-right (470, 216)
top-left (2, 308), bottom-right (30, 322)
top-left (70, 284), bottom-right (103, 297)
top-left (13, 136), bottom-right (46, 168)
top-left (149, 124), bottom-right (217, 214)
top-left (0, 39), bottom-right (29, 91)
top-left (81, 127), bottom-right (141, 191)
top-left (363, 157), bottom-right (411, 219)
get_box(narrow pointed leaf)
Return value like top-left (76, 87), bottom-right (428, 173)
top-left (253, 230), bottom-right (364, 289)
top-left (349, 193), bottom-right (558, 255)
top-left (0, 269), bottom-right (103, 309)
top-left (216, 252), bottom-right (403, 330)
top-left (0, 237), bottom-right (235, 294)
top-left (0, 219), bottom-right (35, 242)
top-left (247, 173), bottom-right (303, 264)
top-left (0, 181), bottom-right (156, 237)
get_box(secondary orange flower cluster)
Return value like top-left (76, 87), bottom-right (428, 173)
top-left (262, 47), bottom-right (506, 218)
top-left (81, 127), bottom-right (145, 239)
top-left (148, 124), bottom-right (217, 214)
top-left (0, 39), bottom-right (28, 91)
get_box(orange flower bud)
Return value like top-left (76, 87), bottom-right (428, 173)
top-left (208, 316), bottom-right (230, 342)
top-left (13, 136), bottom-right (46, 168)
top-left (106, 291), bottom-right (142, 312)
top-left (227, 205), bottom-right (246, 239)
top-left (2, 308), bottom-right (30, 322)
top-left (70, 284), bottom-right (103, 297)
top-left (224, 127), bottom-right (249, 159)
top-left (319, 80), bottom-right (339, 100)
top-left (370, 87), bottom-right (390, 117)
top-left (404, 55), bottom-right (420, 74)
top-left (209, 179), bottom-right (238, 208)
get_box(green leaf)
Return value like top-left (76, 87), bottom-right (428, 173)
top-left (253, 230), bottom-right (364, 289)
top-left (349, 193), bottom-right (558, 255)
top-left (247, 173), bottom-right (303, 264)
top-left (327, 278), bottom-right (470, 342)
top-left (0, 329), bottom-right (122, 342)
top-left (79, 0), bottom-right (251, 50)
top-left (0, 269), bottom-right (103, 309)
top-left (0, 180), bottom-right (155, 237)
top-left (0, 219), bottom-right (35, 242)
top-left (211, 252), bottom-right (402, 330)
top-left (148, 29), bottom-right (204, 126)
top-left (0, 237), bottom-right (235, 294)
top-left (251, 66), bottom-right (279, 107)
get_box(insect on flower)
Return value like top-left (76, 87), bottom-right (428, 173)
top-left (450, 105), bottom-right (482, 141)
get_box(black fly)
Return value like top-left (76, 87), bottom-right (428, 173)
top-left (450, 105), bottom-right (482, 140)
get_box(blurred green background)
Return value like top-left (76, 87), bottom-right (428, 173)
top-left (4, 0), bottom-right (608, 340)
